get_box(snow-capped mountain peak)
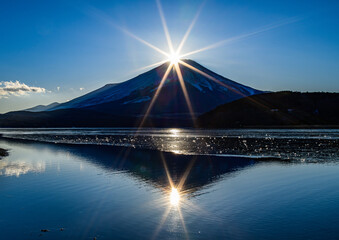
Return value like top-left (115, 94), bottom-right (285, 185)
top-left (49, 60), bottom-right (263, 115)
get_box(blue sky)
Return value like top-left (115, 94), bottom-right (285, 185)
top-left (0, 0), bottom-right (338, 113)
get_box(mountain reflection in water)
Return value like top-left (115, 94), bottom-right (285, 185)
top-left (0, 138), bottom-right (268, 239)
top-left (1, 137), bottom-right (338, 240)
top-left (1, 137), bottom-right (266, 194)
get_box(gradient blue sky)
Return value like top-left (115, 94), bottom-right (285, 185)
top-left (1, 0), bottom-right (338, 113)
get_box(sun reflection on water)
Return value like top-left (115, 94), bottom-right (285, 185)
top-left (152, 150), bottom-right (194, 239)
top-left (170, 187), bottom-right (180, 206)
top-left (169, 128), bottom-right (180, 136)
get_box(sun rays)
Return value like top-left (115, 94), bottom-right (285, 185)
top-left (137, 0), bottom-right (205, 127)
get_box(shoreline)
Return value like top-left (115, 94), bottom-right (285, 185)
top-left (0, 135), bottom-right (294, 163)
top-left (1, 128), bottom-right (338, 163)
top-left (0, 136), bottom-right (284, 162)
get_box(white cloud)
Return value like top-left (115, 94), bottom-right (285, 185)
top-left (0, 80), bottom-right (47, 98)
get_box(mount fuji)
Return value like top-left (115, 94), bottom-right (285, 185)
top-left (0, 60), bottom-right (264, 127)
top-left (48, 59), bottom-right (262, 117)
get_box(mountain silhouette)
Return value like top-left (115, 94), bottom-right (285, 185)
top-left (48, 59), bottom-right (262, 117)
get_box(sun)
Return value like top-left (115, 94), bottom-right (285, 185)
top-left (169, 52), bottom-right (180, 65)
top-left (170, 187), bottom-right (180, 206)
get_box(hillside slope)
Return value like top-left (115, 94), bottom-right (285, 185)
top-left (197, 91), bottom-right (339, 128)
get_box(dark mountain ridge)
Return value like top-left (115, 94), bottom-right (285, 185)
top-left (197, 91), bottom-right (339, 128)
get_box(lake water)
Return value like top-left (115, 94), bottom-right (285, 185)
top-left (0, 128), bottom-right (339, 239)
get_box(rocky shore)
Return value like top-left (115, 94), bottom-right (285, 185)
top-left (0, 148), bottom-right (8, 158)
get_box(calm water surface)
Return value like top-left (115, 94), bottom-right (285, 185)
top-left (0, 129), bottom-right (339, 239)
